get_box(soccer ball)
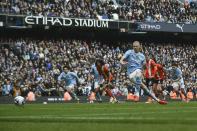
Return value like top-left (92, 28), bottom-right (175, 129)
top-left (14, 96), bottom-right (25, 106)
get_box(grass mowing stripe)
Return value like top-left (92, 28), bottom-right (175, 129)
top-left (1, 116), bottom-right (197, 125)
top-left (1, 106), bottom-right (197, 110)
top-left (1, 110), bottom-right (196, 117)
top-left (1, 122), bottom-right (197, 131)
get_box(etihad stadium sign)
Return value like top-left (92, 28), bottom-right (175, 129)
top-left (1, 14), bottom-right (197, 33)
top-left (25, 16), bottom-right (109, 28)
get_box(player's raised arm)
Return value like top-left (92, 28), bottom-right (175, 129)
top-left (120, 57), bottom-right (128, 65)
top-left (58, 72), bottom-right (65, 81)
top-left (120, 50), bottom-right (130, 65)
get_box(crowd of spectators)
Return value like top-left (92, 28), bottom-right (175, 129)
top-left (0, 0), bottom-right (197, 24)
top-left (0, 38), bottom-right (196, 98)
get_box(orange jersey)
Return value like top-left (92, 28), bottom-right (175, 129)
top-left (154, 64), bottom-right (164, 80)
top-left (145, 59), bottom-right (157, 79)
top-left (97, 65), bottom-right (113, 81)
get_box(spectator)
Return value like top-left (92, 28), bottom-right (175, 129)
top-left (2, 79), bottom-right (12, 96)
top-left (0, 0), bottom-right (196, 23)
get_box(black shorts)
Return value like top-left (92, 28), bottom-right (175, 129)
top-left (146, 78), bottom-right (154, 87)
top-left (154, 79), bottom-right (163, 84)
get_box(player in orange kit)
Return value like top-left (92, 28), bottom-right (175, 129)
top-left (144, 52), bottom-right (157, 103)
top-left (153, 64), bottom-right (167, 100)
top-left (95, 58), bottom-right (119, 103)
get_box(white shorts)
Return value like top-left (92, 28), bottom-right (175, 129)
top-left (172, 78), bottom-right (185, 89)
top-left (129, 69), bottom-right (141, 84)
top-left (94, 79), bottom-right (105, 89)
top-left (66, 84), bottom-right (75, 90)
top-left (94, 82), bottom-right (99, 89)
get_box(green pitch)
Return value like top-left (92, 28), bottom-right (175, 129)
top-left (0, 101), bottom-right (197, 131)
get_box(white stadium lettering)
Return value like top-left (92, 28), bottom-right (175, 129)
top-left (24, 16), bottom-right (108, 28)
top-left (25, 16), bottom-right (34, 24)
top-left (62, 18), bottom-right (72, 26)
top-left (88, 19), bottom-right (93, 27)
top-left (74, 19), bottom-right (79, 26)
top-left (140, 24), bottom-right (161, 30)
top-left (52, 18), bottom-right (62, 25)
top-left (82, 19), bottom-right (88, 26)
top-left (46, 17), bottom-right (54, 25)
top-left (102, 21), bottom-right (108, 28)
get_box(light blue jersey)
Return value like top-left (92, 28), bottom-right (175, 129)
top-left (169, 67), bottom-right (183, 80)
top-left (90, 64), bottom-right (99, 82)
top-left (58, 72), bottom-right (80, 86)
top-left (122, 49), bottom-right (146, 75)
top-left (90, 64), bottom-right (103, 82)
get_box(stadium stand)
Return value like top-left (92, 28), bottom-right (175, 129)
top-left (0, 38), bottom-right (196, 98)
top-left (0, 0), bottom-right (197, 23)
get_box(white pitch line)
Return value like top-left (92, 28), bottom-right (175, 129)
top-left (1, 110), bottom-right (197, 119)
top-left (1, 115), bottom-right (197, 121)
top-left (0, 110), bottom-right (197, 118)
top-left (1, 106), bottom-right (197, 111)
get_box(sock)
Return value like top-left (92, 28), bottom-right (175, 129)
top-left (143, 87), bottom-right (159, 102)
top-left (96, 91), bottom-right (101, 100)
top-left (70, 90), bottom-right (77, 99)
top-left (105, 89), bottom-right (114, 98)
top-left (135, 92), bottom-right (140, 97)
top-left (134, 86), bottom-right (140, 97)
top-left (141, 89), bottom-right (144, 96)
top-left (160, 90), bottom-right (164, 96)
top-left (161, 90), bottom-right (165, 98)
top-left (135, 76), bottom-right (141, 97)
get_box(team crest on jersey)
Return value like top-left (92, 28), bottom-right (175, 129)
top-left (136, 55), bottom-right (139, 59)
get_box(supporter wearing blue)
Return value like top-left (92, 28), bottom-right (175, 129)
top-left (120, 41), bottom-right (167, 104)
top-left (169, 62), bottom-right (189, 103)
top-left (58, 66), bottom-right (80, 101)
top-left (46, 60), bottom-right (53, 70)
top-left (2, 79), bottom-right (12, 96)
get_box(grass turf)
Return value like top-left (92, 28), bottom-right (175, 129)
top-left (0, 101), bottom-right (197, 131)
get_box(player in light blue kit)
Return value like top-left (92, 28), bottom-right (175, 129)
top-left (58, 66), bottom-right (80, 101)
top-left (120, 41), bottom-right (167, 104)
top-left (89, 63), bottom-right (103, 102)
top-left (169, 62), bottom-right (189, 103)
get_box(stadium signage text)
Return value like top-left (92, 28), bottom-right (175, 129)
top-left (25, 16), bottom-right (109, 28)
top-left (140, 24), bottom-right (161, 30)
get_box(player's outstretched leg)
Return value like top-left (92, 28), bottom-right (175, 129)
top-left (141, 83), bottom-right (167, 105)
top-left (103, 84), bottom-right (119, 103)
top-left (105, 89), bottom-right (119, 103)
top-left (134, 76), bottom-right (141, 102)
top-left (69, 90), bottom-right (80, 101)
top-left (95, 89), bottom-right (102, 103)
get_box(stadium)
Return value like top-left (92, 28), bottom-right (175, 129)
top-left (0, 0), bottom-right (197, 131)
